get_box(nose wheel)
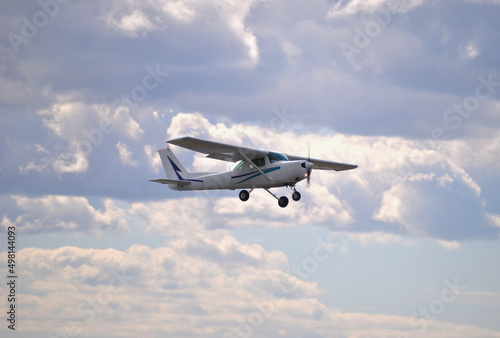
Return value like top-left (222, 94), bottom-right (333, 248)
top-left (292, 191), bottom-right (301, 201)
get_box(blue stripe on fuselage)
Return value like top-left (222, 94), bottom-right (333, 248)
top-left (234, 166), bottom-right (281, 184)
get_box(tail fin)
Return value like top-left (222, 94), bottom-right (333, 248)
top-left (158, 147), bottom-right (190, 180)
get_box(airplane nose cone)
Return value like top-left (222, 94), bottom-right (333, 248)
top-left (305, 161), bottom-right (314, 170)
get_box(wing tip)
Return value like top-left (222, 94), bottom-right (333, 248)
top-left (340, 164), bottom-right (358, 171)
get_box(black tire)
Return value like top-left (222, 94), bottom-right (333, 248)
top-left (292, 191), bottom-right (301, 201)
top-left (239, 190), bottom-right (250, 202)
top-left (278, 196), bottom-right (289, 208)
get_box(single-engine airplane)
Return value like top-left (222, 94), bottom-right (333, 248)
top-left (150, 136), bottom-right (357, 208)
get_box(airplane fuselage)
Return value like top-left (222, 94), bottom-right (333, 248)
top-left (169, 160), bottom-right (309, 191)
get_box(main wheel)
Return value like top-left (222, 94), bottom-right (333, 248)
top-left (278, 196), bottom-right (289, 208)
top-left (292, 191), bottom-right (301, 201)
top-left (239, 190), bottom-right (250, 202)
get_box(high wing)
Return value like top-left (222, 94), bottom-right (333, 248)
top-left (167, 136), bottom-right (267, 162)
top-left (167, 136), bottom-right (358, 171)
top-left (286, 155), bottom-right (357, 171)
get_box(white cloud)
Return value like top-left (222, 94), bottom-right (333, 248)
top-left (167, 111), bottom-right (215, 140)
top-left (107, 105), bottom-right (144, 140)
top-left (373, 170), bottom-right (489, 239)
top-left (52, 147), bottom-right (90, 174)
top-left (21, 102), bottom-right (144, 175)
top-left (144, 144), bottom-right (162, 173)
top-left (19, 160), bottom-right (49, 175)
top-left (486, 213), bottom-right (500, 228)
top-left (437, 239), bottom-right (461, 250)
top-left (15, 109), bottom-right (498, 240)
top-left (101, 0), bottom-right (262, 68)
top-left (1, 195), bottom-right (129, 234)
top-left (130, 197), bottom-right (218, 235)
top-left (130, 188), bottom-right (354, 232)
top-left (341, 231), bottom-right (417, 247)
top-left (116, 141), bottom-right (139, 167)
top-left (461, 40), bottom-right (480, 60)
top-left (161, 112), bottom-right (498, 240)
top-left (162, 1), bottom-right (196, 23)
top-left (326, 0), bottom-right (500, 19)
top-left (217, 0), bottom-right (261, 68)
top-left (38, 102), bottom-right (91, 141)
top-left (326, 0), bottom-right (424, 18)
top-left (38, 102), bottom-right (143, 145)
top-left (282, 40), bottom-right (302, 64)
top-left (108, 10), bottom-right (155, 37)
top-left (7, 243), bottom-right (500, 337)
top-left (439, 131), bottom-right (500, 173)
top-left (373, 183), bottom-right (404, 225)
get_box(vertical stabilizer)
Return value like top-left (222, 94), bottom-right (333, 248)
top-left (158, 147), bottom-right (189, 180)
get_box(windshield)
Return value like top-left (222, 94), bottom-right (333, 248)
top-left (268, 152), bottom-right (289, 163)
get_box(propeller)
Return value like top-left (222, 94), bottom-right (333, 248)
top-left (307, 142), bottom-right (312, 186)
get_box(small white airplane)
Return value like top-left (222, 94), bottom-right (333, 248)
top-left (150, 136), bottom-right (357, 207)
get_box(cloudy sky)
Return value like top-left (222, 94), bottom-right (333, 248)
top-left (1, 0), bottom-right (500, 337)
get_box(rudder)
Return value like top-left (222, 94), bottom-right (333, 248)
top-left (158, 147), bottom-right (189, 180)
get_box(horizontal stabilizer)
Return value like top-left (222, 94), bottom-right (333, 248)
top-left (149, 179), bottom-right (191, 186)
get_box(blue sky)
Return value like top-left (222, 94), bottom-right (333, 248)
top-left (1, 0), bottom-right (500, 337)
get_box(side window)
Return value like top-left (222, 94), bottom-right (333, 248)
top-left (253, 157), bottom-right (265, 167)
top-left (234, 161), bottom-right (245, 170)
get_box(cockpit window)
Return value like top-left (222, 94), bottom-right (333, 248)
top-left (234, 154), bottom-right (286, 169)
top-left (268, 152), bottom-right (289, 163)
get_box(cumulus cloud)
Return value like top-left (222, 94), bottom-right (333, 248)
top-left (158, 112), bottom-right (500, 241)
top-left (130, 189), bottom-right (354, 232)
top-left (107, 10), bottom-right (155, 37)
top-left (339, 231), bottom-right (417, 247)
top-left (4, 237), bottom-right (304, 337)
top-left (38, 102), bottom-right (144, 145)
top-left (325, 0), bottom-right (499, 18)
top-left (5, 243), bottom-right (500, 337)
top-left (326, 0), bottom-right (424, 18)
top-left (1, 195), bottom-right (129, 234)
top-left (116, 141), bottom-right (139, 167)
top-left (373, 171), bottom-right (489, 240)
top-left (100, 0), bottom-right (262, 68)
top-left (20, 102), bottom-right (144, 175)
top-left (144, 143), bottom-right (162, 173)
top-left (10, 110), bottom-right (500, 241)
top-left (162, 1), bottom-right (197, 23)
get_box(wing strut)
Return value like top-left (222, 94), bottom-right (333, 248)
top-left (238, 150), bottom-right (272, 181)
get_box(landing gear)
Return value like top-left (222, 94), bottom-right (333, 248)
top-left (239, 190), bottom-right (250, 201)
top-left (239, 187), bottom-right (298, 208)
top-left (292, 191), bottom-right (301, 201)
top-left (278, 196), bottom-right (289, 208)
top-left (263, 188), bottom-right (289, 208)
